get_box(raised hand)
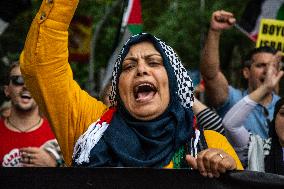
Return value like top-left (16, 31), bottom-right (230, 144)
top-left (210, 10), bottom-right (236, 32)
top-left (186, 148), bottom-right (237, 178)
top-left (263, 51), bottom-right (284, 92)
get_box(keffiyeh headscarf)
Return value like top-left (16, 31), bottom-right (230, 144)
top-left (73, 33), bottom-right (197, 167)
top-left (109, 33), bottom-right (194, 108)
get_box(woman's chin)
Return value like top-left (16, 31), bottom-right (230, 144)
top-left (130, 104), bottom-right (164, 121)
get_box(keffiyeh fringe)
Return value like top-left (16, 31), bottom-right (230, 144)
top-left (73, 108), bottom-right (116, 165)
top-left (73, 120), bottom-right (109, 164)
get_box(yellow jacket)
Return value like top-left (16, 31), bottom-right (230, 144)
top-left (20, 0), bottom-right (242, 170)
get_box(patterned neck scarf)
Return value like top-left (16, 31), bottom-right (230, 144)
top-left (73, 33), bottom-right (196, 167)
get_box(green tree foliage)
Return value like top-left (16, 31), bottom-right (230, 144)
top-left (0, 0), bottom-right (268, 103)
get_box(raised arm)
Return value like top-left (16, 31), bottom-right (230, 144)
top-left (200, 10), bottom-right (236, 107)
top-left (222, 96), bottom-right (254, 148)
top-left (222, 58), bottom-right (283, 148)
top-left (20, 0), bottom-right (107, 165)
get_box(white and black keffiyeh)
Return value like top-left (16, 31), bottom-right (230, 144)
top-left (109, 33), bottom-right (194, 109)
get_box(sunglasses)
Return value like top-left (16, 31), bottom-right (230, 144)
top-left (9, 75), bottom-right (25, 86)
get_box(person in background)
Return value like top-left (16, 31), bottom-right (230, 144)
top-left (223, 97), bottom-right (284, 175)
top-left (0, 62), bottom-right (64, 167)
top-left (222, 61), bottom-right (284, 174)
top-left (99, 81), bottom-right (112, 107)
top-left (193, 97), bottom-right (225, 135)
top-left (200, 10), bottom-right (282, 139)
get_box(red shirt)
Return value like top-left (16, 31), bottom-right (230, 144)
top-left (0, 118), bottom-right (56, 167)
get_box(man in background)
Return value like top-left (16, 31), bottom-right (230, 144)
top-left (0, 62), bottom-right (64, 167)
top-left (200, 10), bottom-right (283, 139)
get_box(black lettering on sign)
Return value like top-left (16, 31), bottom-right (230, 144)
top-left (269, 25), bottom-right (275, 35)
top-left (275, 26), bottom-right (281, 36)
top-left (271, 41), bottom-right (276, 48)
top-left (276, 42), bottom-right (283, 51)
top-left (260, 40), bottom-right (268, 46)
top-left (263, 23), bottom-right (284, 36)
top-left (262, 24), bottom-right (268, 34)
top-left (259, 41), bottom-right (283, 52)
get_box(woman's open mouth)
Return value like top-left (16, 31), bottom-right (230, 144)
top-left (134, 82), bottom-right (157, 102)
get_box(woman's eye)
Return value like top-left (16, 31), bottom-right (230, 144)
top-left (122, 63), bottom-right (135, 71)
top-left (149, 61), bottom-right (160, 66)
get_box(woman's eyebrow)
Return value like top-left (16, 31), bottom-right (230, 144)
top-left (124, 53), bottom-right (162, 61)
top-left (145, 53), bottom-right (162, 58)
top-left (124, 57), bottom-right (137, 61)
top-left (145, 54), bottom-right (162, 62)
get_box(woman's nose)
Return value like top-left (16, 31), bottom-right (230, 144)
top-left (136, 61), bottom-right (148, 76)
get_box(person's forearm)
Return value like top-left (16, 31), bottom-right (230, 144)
top-left (222, 96), bottom-right (255, 147)
top-left (249, 85), bottom-right (271, 103)
top-left (201, 29), bottom-right (221, 80)
top-left (46, 0), bottom-right (79, 29)
top-left (21, 0), bottom-right (80, 90)
top-left (200, 29), bottom-right (229, 107)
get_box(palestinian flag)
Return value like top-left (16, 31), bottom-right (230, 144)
top-left (122, 0), bottom-right (142, 34)
top-left (101, 0), bottom-right (143, 90)
top-left (239, 0), bottom-right (284, 41)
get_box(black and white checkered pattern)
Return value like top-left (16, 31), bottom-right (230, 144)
top-left (109, 33), bottom-right (194, 109)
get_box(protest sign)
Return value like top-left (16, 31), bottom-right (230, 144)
top-left (257, 19), bottom-right (284, 55)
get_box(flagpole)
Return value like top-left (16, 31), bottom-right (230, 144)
top-left (233, 23), bottom-right (256, 42)
top-left (88, 0), bottom-right (123, 96)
